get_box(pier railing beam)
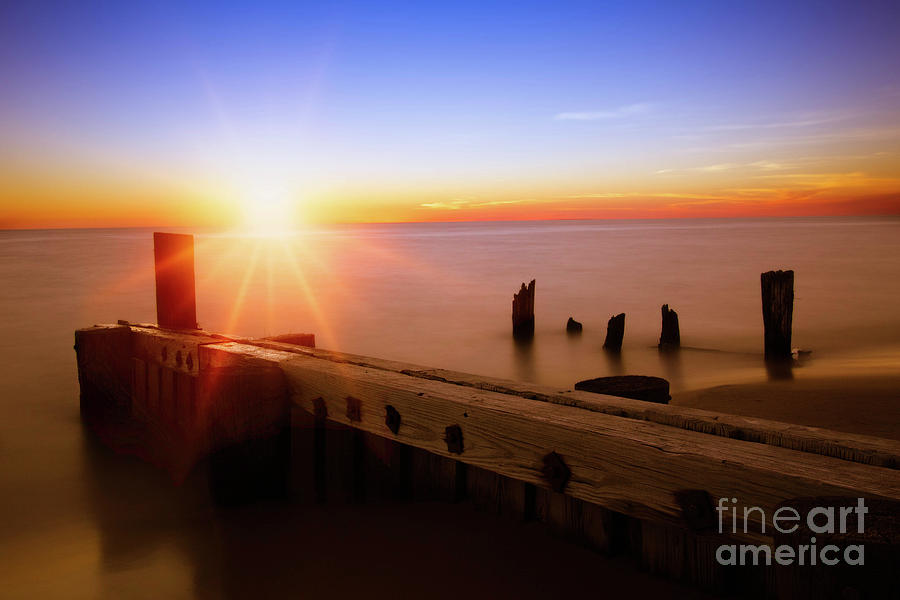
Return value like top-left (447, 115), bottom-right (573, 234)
top-left (761, 270), bottom-right (794, 359)
top-left (153, 232), bottom-right (198, 330)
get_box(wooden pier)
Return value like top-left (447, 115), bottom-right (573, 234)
top-left (74, 234), bottom-right (900, 599)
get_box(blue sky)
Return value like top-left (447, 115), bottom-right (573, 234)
top-left (2, 1), bottom-right (899, 225)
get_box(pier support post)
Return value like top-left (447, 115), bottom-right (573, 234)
top-left (761, 270), bottom-right (793, 359)
top-left (603, 313), bottom-right (625, 351)
top-left (658, 304), bottom-right (680, 350)
top-left (153, 232), bottom-right (198, 330)
top-left (512, 280), bottom-right (535, 339)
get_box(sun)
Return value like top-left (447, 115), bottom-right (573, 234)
top-left (242, 185), bottom-right (296, 236)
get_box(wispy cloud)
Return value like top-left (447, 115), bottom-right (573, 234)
top-left (419, 197), bottom-right (532, 210)
top-left (655, 160), bottom-right (795, 174)
top-left (704, 114), bottom-right (848, 132)
top-left (554, 102), bottom-right (653, 121)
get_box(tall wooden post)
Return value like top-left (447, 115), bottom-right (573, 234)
top-left (761, 270), bottom-right (793, 359)
top-left (658, 304), bottom-right (680, 350)
top-left (153, 232), bottom-right (198, 330)
top-left (512, 280), bottom-right (535, 339)
top-left (603, 313), bottom-right (625, 351)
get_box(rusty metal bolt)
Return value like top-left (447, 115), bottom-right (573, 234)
top-left (674, 489), bottom-right (716, 532)
top-left (385, 405), bottom-right (401, 434)
top-left (542, 451), bottom-right (571, 493)
top-left (346, 396), bottom-right (362, 422)
top-left (444, 424), bottom-right (463, 454)
top-left (312, 397), bottom-right (327, 425)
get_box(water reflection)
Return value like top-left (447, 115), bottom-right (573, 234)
top-left (603, 347), bottom-right (626, 376)
top-left (657, 348), bottom-right (684, 389)
top-left (512, 336), bottom-right (536, 382)
top-left (764, 357), bottom-right (795, 381)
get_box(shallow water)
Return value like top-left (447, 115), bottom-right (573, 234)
top-left (1, 216), bottom-right (897, 597)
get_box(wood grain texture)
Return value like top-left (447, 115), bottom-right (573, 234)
top-left (236, 336), bottom-right (900, 468)
top-left (761, 270), bottom-right (794, 359)
top-left (188, 342), bottom-right (900, 534)
top-left (153, 232), bottom-right (198, 330)
top-left (75, 325), bottom-right (133, 422)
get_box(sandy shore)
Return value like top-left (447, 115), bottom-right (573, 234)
top-left (673, 374), bottom-right (900, 441)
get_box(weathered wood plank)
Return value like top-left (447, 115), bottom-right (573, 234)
top-left (195, 341), bottom-right (900, 534)
top-left (239, 336), bottom-right (900, 468)
top-left (761, 269), bottom-right (794, 359)
top-left (153, 232), bottom-right (198, 330)
top-left (132, 358), bottom-right (147, 420)
top-left (75, 324), bottom-right (132, 422)
top-left (130, 325), bottom-right (221, 376)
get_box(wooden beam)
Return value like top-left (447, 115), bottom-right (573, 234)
top-left (236, 336), bottom-right (900, 469)
top-left (153, 232), bottom-right (198, 330)
top-left (196, 340), bottom-right (900, 533)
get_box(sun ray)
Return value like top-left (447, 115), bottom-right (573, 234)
top-left (277, 239), bottom-right (338, 349)
top-left (223, 239), bottom-right (263, 336)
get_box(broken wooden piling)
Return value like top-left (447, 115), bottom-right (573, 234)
top-left (153, 232), bottom-right (198, 330)
top-left (658, 304), bottom-right (680, 350)
top-left (512, 280), bottom-right (535, 339)
top-left (761, 270), bottom-right (794, 359)
top-left (603, 313), bottom-right (625, 351)
top-left (566, 317), bottom-right (582, 334)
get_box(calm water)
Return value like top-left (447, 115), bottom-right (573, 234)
top-left (1, 216), bottom-right (898, 597)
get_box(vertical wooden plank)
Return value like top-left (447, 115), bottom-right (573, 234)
top-left (532, 489), bottom-right (618, 553)
top-left (465, 466), bottom-right (527, 519)
top-left (290, 406), bottom-right (317, 503)
top-left (175, 371), bottom-right (193, 428)
top-left (75, 325), bottom-right (132, 423)
top-left (761, 269), bottom-right (794, 358)
top-left (160, 367), bottom-right (175, 424)
top-left (410, 446), bottom-right (460, 502)
top-left (153, 232), bottom-right (198, 330)
top-left (323, 422), bottom-right (358, 503)
top-left (146, 362), bottom-right (160, 418)
top-left (132, 358), bottom-right (147, 420)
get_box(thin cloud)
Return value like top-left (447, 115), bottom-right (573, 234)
top-left (554, 103), bottom-right (653, 121)
top-left (655, 160), bottom-right (797, 174)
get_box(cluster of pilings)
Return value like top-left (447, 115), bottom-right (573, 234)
top-left (511, 269), bottom-right (795, 359)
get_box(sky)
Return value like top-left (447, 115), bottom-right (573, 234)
top-left (1, 0), bottom-right (899, 229)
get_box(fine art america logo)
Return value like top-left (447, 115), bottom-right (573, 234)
top-left (715, 497), bottom-right (867, 566)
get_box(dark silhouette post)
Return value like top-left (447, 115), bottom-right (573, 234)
top-left (761, 270), bottom-right (793, 359)
top-left (658, 304), bottom-right (680, 350)
top-left (512, 280), bottom-right (535, 339)
top-left (153, 232), bottom-right (198, 330)
top-left (603, 313), bottom-right (625, 351)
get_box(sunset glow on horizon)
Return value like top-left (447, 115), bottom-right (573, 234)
top-left (2, 1), bottom-right (899, 230)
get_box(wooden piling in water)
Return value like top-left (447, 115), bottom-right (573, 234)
top-left (761, 270), bottom-right (794, 359)
top-left (603, 313), bottom-right (625, 351)
top-left (153, 232), bottom-right (198, 330)
top-left (512, 280), bottom-right (535, 339)
top-left (658, 304), bottom-right (680, 350)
